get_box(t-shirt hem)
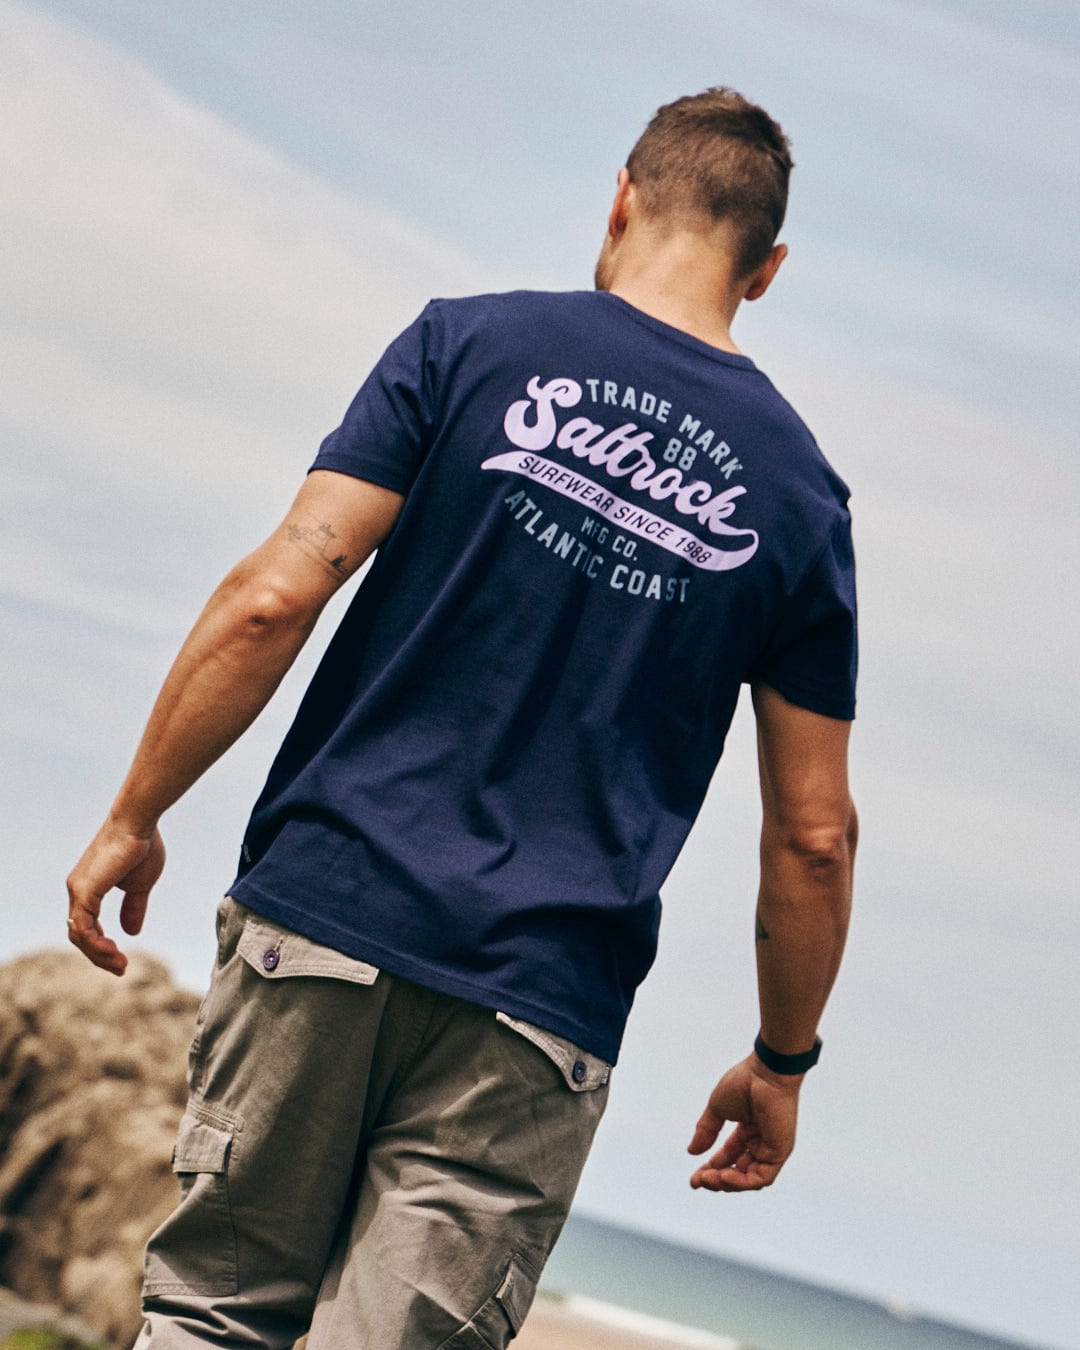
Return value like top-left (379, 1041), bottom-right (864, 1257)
top-left (750, 673), bottom-right (856, 722)
top-left (227, 877), bottom-right (624, 1064)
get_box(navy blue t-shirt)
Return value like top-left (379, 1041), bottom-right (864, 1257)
top-left (230, 290), bottom-right (857, 1062)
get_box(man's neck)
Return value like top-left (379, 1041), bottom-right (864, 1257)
top-left (600, 228), bottom-right (746, 355)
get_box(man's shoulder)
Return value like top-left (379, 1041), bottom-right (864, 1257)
top-left (411, 289), bottom-right (610, 365)
top-left (422, 289), bottom-right (593, 322)
top-left (429, 287), bottom-right (587, 305)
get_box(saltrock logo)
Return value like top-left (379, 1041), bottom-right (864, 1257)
top-left (482, 376), bottom-right (758, 572)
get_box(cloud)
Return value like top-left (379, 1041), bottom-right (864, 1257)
top-left (0, 0), bottom-right (508, 977)
top-left (0, 0), bottom-right (504, 510)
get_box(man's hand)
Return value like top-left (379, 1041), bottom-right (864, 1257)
top-left (687, 1054), bottom-right (802, 1192)
top-left (66, 820), bottom-right (165, 976)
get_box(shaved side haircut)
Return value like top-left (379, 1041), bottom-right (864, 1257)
top-left (626, 87), bottom-right (793, 278)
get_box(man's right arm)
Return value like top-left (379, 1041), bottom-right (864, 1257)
top-left (66, 469), bottom-right (404, 975)
top-left (688, 682), bottom-right (856, 1192)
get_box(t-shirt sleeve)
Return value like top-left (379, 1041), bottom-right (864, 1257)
top-left (748, 513), bottom-right (858, 720)
top-left (309, 304), bottom-right (439, 494)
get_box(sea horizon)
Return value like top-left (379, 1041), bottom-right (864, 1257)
top-left (539, 1214), bottom-right (1058, 1350)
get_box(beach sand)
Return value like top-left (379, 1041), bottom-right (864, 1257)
top-left (288, 1294), bottom-right (740, 1350)
top-left (516, 1293), bottom-right (743, 1349)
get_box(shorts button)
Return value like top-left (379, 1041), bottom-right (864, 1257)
top-left (571, 1060), bottom-right (587, 1084)
top-left (262, 948), bottom-right (280, 972)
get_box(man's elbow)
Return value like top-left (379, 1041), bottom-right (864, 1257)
top-left (770, 796), bottom-right (858, 874)
top-left (221, 568), bottom-right (323, 639)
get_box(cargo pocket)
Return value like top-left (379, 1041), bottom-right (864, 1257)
top-left (437, 1255), bottom-right (538, 1349)
top-left (143, 1106), bottom-right (239, 1297)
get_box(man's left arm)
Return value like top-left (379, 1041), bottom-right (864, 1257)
top-left (66, 470), bottom-right (403, 975)
top-left (688, 683), bottom-right (856, 1192)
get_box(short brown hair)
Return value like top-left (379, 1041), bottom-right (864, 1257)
top-left (626, 87), bottom-right (793, 277)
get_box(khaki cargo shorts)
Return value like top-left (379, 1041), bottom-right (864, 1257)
top-left (138, 898), bottom-right (610, 1349)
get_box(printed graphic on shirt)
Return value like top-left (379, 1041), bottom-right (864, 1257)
top-left (572, 376), bottom-right (746, 479)
top-left (482, 376), bottom-right (758, 601)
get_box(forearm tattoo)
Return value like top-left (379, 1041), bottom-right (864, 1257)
top-left (755, 912), bottom-right (770, 943)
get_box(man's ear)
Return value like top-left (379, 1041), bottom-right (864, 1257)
top-left (607, 166), bottom-right (633, 241)
top-left (743, 242), bottom-right (788, 302)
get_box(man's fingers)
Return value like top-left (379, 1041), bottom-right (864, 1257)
top-left (691, 1130), bottom-right (781, 1191)
top-left (66, 913), bottom-right (128, 976)
top-left (120, 889), bottom-right (150, 935)
top-left (691, 1160), bottom-right (780, 1192)
top-left (691, 1124), bottom-right (789, 1192)
top-left (697, 1125), bottom-right (750, 1173)
top-left (687, 1107), bottom-right (725, 1155)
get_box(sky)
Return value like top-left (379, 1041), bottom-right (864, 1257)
top-left (2, 1), bottom-right (1078, 1346)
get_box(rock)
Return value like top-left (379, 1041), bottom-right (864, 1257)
top-left (0, 950), bottom-right (200, 1348)
top-left (0, 1285), bottom-right (104, 1347)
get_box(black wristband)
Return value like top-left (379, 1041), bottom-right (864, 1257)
top-left (754, 1032), bottom-right (822, 1074)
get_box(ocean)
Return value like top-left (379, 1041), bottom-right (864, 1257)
top-left (539, 1214), bottom-right (1051, 1350)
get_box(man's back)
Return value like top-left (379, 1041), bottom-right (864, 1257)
top-left (230, 288), bottom-right (856, 1063)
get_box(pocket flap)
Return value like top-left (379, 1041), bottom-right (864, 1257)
top-left (172, 1112), bottom-right (232, 1174)
top-left (238, 915), bottom-right (379, 984)
top-left (496, 1013), bottom-right (611, 1092)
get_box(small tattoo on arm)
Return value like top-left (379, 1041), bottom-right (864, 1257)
top-left (755, 913), bottom-right (770, 942)
top-left (288, 522), bottom-right (349, 578)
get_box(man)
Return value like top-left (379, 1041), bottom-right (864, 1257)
top-left (67, 88), bottom-right (857, 1348)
